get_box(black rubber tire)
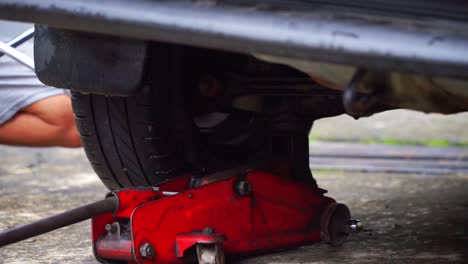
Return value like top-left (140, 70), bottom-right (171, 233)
top-left (71, 46), bottom-right (269, 190)
top-left (71, 91), bottom-right (182, 190)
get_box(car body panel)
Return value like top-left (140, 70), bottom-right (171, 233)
top-left (0, 0), bottom-right (467, 78)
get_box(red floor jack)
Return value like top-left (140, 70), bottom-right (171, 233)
top-left (0, 168), bottom-right (361, 264)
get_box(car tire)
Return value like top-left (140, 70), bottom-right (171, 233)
top-left (71, 90), bottom-right (185, 189)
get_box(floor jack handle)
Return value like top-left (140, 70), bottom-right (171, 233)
top-left (0, 197), bottom-right (117, 247)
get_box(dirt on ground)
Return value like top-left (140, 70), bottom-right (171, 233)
top-left (0, 145), bottom-right (467, 264)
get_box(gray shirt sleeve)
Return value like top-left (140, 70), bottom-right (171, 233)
top-left (0, 20), bottom-right (68, 125)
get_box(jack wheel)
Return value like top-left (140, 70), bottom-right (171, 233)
top-left (321, 203), bottom-right (353, 246)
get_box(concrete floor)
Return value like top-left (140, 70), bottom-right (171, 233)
top-left (313, 110), bottom-right (468, 144)
top-left (0, 146), bottom-right (467, 264)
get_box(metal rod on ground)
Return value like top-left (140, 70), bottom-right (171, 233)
top-left (0, 40), bottom-right (35, 70)
top-left (0, 197), bottom-right (117, 247)
top-left (0, 27), bottom-right (35, 58)
top-left (7, 27), bottom-right (35, 47)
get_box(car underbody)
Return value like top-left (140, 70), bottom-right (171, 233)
top-left (1, 0), bottom-right (468, 116)
top-left (0, 1), bottom-right (467, 262)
